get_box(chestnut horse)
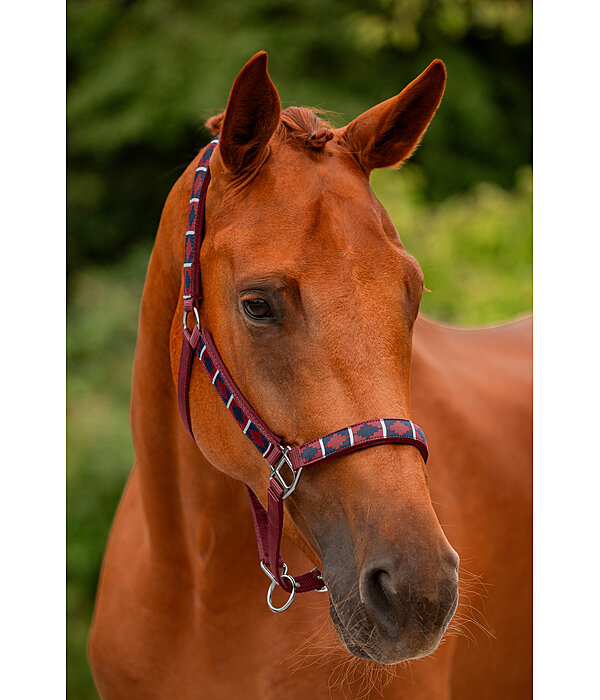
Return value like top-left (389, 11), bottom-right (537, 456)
top-left (89, 52), bottom-right (532, 698)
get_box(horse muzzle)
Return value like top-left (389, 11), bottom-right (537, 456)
top-left (324, 541), bottom-right (459, 664)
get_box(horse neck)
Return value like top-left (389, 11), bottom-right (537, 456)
top-left (411, 317), bottom-right (449, 401)
top-left (130, 167), bottom-right (256, 589)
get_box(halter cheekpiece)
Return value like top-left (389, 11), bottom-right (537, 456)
top-left (177, 138), bottom-right (429, 613)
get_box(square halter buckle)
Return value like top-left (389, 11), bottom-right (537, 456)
top-left (269, 446), bottom-right (302, 499)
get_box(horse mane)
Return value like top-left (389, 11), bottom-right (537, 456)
top-left (205, 106), bottom-right (334, 151)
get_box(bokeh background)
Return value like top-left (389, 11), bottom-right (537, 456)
top-left (67, 1), bottom-right (532, 696)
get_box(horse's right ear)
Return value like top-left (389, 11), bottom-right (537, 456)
top-left (218, 51), bottom-right (281, 174)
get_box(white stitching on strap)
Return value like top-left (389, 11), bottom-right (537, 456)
top-left (319, 438), bottom-right (326, 458)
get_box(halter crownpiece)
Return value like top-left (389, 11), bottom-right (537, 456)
top-left (177, 138), bottom-right (429, 613)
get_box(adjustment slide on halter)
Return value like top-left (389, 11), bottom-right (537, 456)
top-left (269, 446), bottom-right (302, 499)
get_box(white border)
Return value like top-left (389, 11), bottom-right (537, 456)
top-left (535, 3), bottom-right (600, 697)
top-left (4, 2), bottom-right (599, 697)
top-left (2, 2), bottom-right (66, 697)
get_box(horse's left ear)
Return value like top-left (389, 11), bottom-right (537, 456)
top-left (341, 60), bottom-right (446, 171)
top-left (218, 51), bottom-right (281, 174)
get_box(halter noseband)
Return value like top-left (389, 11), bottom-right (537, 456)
top-left (177, 138), bottom-right (429, 613)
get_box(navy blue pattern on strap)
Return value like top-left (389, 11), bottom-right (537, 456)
top-left (183, 138), bottom-right (220, 300)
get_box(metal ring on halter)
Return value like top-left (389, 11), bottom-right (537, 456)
top-left (264, 563), bottom-right (298, 613)
top-left (183, 305), bottom-right (201, 331)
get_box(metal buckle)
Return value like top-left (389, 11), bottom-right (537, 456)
top-left (183, 305), bottom-right (201, 332)
top-left (269, 446), bottom-right (302, 499)
top-left (260, 562), bottom-right (299, 613)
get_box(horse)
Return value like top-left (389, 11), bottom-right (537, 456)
top-left (89, 52), bottom-right (532, 699)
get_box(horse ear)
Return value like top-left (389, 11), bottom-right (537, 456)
top-left (218, 51), bottom-right (281, 174)
top-left (342, 60), bottom-right (446, 171)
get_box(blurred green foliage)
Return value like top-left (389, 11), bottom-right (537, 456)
top-left (67, 247), bottom-right (147, 698)
top-left (67, 0), bottom-right (531, 280)
top-left (67, 1), bottom-right (531, 697)
top-left (374, 164), bottom-right (532, 323)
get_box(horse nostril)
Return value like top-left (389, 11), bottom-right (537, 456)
top-left (359, 559), bottom-right (406, 642)
top-left (359, 554), bottom-right (459, 646)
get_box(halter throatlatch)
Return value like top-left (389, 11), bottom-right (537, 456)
top-left (177, 138), bottom-right (429, 613)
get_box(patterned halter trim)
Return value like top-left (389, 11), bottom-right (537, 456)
top-left (177, 137), bottom-right (429, 612)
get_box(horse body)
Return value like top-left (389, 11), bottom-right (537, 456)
top-left (89, 53), bottom-right (531, 698)
top-left (412, 317), bottom-right (532, 698)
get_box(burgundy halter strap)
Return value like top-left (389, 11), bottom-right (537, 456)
top-left (177, 138), bottom-right (429, 612)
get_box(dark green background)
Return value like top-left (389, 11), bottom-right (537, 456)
top-left (67, 1), bottom-right (532, 696)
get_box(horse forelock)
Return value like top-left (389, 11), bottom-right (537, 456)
top-left (205, 105), bottom-right (335, 151)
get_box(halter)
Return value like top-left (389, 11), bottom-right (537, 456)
top-left (177, 138), bottom-right (429, 613)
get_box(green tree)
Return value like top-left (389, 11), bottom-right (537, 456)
top-left (68, 0), bottom-right (531, 280)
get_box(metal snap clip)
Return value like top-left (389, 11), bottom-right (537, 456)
top-left (260, 562), bottom-right (299, 613)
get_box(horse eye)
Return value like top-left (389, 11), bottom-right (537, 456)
top-left (242, 298), bottom-right (274, 320)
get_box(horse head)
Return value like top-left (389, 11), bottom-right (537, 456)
top-left (170, 52), bottom-right (458, 665)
